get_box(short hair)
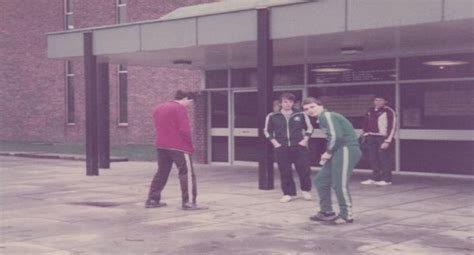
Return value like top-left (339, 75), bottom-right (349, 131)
top-left (301, 97), bottom-right (323, 106)
top-left (279, 92), bottom-right (296, 102)
top-left (374, 94), bottom-right (388, 101)
top-left (175, 90), bottom-right (197, 100)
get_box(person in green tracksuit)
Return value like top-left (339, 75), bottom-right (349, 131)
top-left (302, 97), bottom-right (361, 225)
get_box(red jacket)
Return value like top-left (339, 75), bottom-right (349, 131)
top-left (153, 101), bottom-right (194, 154)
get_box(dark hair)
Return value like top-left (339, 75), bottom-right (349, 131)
top-left (175, 90), bottom-right (197, 100)
top-left (301, 97), bottom-right (323, 106)
top-left (374, 94), bottom-right (388, 101)
top-left (279, 92), bottom-right (296, 102)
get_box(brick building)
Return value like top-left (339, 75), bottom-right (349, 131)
top-left (1, 0), bottom-right (473, 175)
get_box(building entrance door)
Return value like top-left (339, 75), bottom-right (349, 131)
top-left (231, 89), bottom-right (303, 164)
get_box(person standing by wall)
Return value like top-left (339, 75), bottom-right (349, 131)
top-left (360, 95), bottom-right (396, 186)
top-left (302, 97), bottom-right (361, 225)
top-left (145, 90), bottom-right (208, 210)
top-left (264, 93), bottom-right (314, 203)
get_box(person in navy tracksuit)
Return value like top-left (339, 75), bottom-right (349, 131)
top-left (264, 93), bottom-right (314, 203)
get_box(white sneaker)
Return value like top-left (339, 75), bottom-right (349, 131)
top-left (279, 195), bottom-right (292, 203)
top-left (375, 181), bottom-right (392, 186)
top-left (301, 191), bottom-right (312, 201)
top-left (360, 179), bottom-right (376, 185)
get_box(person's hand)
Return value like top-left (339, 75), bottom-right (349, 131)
top-left (298, 138), bottom-right (308, 147)
top-left (321, 152), bottom-right (332, 160)
top-left (380, 142), bottom-right (390, 150)
top-left (271, 140), bottom-right (282, 149)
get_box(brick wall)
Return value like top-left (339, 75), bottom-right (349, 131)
top-left (0, 0), bottom-right (216, 163)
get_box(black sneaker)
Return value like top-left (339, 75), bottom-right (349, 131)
top-left (145, 199), bottom-right (167, 208)
top-left (182, 202), bottom-right (209, 210)
top-left (325, 216), bottom-right (354, 225)
top-left (309, 211), bottom-right (337, 222)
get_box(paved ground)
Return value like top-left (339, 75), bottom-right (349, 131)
top-left (1, 156), bottom-right (473, 255)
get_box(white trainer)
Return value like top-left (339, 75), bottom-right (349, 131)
top-left (279, 195), bottom-right (292, 203)
top-left (375, 181), bottom-right (392, 186)
top-left (360, 179), bottom-right (376, 185)
top-left (301, 191), bottom-right (312, 201)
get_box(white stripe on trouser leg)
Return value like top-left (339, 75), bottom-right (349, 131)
top-left (185, 153), bottom-right (192, 203)
top-left (342, 146), bottom-right (352, 219)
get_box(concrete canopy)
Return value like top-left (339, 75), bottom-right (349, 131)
top-left (47, 0), bottom-right (474, 69)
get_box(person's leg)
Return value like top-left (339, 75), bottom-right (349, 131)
top-left (314, 160), bottom-right (333, 213)
top-left (184, 153), bottom-right (197, 204)
top-left (366, 136), bottom-right (382, 181)
top-left (331, 146), bottom-right (361, 222)
top-left (379, 142), bottom-right (394, 183)
top-left (169, 150), bottom-right (190, 205)
top-left (146, 149), bottom-right (173, 206)
top-left (275, 147), bottom-right (297, 196)
top-left (293, 146), bottom-right (312, 192)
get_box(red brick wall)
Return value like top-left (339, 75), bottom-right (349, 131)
top-left (0, 0), bottom-right (215, 163)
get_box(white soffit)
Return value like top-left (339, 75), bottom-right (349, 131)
top-left (141, 19), bottom-right (197, 51)
top-left (93, 25), bottom-right (140, 55)
top-left (47, 32), bottom-right (84, 58)
top-left (271, 0), bottom-right (346, 39)
top-left (348, 0), bottom-right (443, 30)
top-left (444, 0), bottom-right (474, 21)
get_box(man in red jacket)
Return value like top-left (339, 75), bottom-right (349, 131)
top-left (145, 90), bottom-right (208, 210)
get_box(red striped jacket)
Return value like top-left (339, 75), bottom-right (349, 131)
top-left (153, 101), bottom-right (193, 154)
top-left (362, 106), bottom-right (396, 143)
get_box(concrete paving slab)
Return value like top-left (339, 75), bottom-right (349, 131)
top-left (1, 156), bottom-right (473, 255)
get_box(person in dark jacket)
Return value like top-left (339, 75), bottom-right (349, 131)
top-left (360, 95), bottom-right (396, 186)
top-left (145, 90), bottom-right (208, 210)
top-left (264, 93), bottom-right (314, 203)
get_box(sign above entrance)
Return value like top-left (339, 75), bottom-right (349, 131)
top-left (308, 59), bottom-right (395, 84)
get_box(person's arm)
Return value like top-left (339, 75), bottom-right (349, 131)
top-left (299, 113), bottom-right (313, 146)
top-left (381, 107), bottom-right (396, 149)
top-left (264, 113), bottom-right (281, 148)
top-left (176, 106), bottom-right (192, 146)
top-left (320, 112), bottom-right (343, 155)
top-left (362, 109), bottom-right (370, 135)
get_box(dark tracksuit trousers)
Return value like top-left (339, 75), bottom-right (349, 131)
top-left (366, 136), bottom-right (394, 182)
top-left (275, 145), bottom-right (312, 196)
top-left (148, 149), bottom-right (197, 204)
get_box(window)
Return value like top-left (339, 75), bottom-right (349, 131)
top-left (64, 0), bottom-right (74, 30)
top-left (231, 68), bottom-right (258, 88)
top-left (116, 0), bottom-right (127, 24)
top-left (308, 59), bottom-right (395, 84)
top-left (400, 53), bottom-right (474, 80)
top-left (118, 65), bottom-right (128, 125)
top-left (308, 85), bottom-right (395, 129)
top-left (273, 65), bottom-right (304, 86)
top-left (205, 70), bottom-right (228, 89)
top-left (400, 81), bottom-right (474, 130)
top-left (65, 61), bottom-right (75, 124)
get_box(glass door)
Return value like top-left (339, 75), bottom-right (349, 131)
top-left (232, 89), bottom-right (303, 164)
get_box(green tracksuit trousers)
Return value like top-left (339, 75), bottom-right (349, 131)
top-left (314, 145), bottom-right (361, 220)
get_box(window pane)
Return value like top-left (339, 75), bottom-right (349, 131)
top-left (118, 6), bottom-right (127, 23)
top-left (400, 53), bottom-right (474, 80)
top-left (235, 137), bottom-right (258, 162)
top-left (273, 65), bottom-right (304, 86)
top-left (210, 91), bottom-right (228, 128)
top-left (308, 59), bottom-right (395, 84)
top-left (211, 137), bottom-right (228, 162)
top-left (234, 92), bottom-right (257, 128)
top-left (119, 72), bottom-right (128, 123)
top-left (67, 77), bottom-right (74, 123)
top-left (400, 81), bottom-right (474, 130)
top-left (205, 70), bottom-right (227, 88)
top-left (65, 0), bottom-right (73, 13)
top-left (231, 68), bottom-right (257, 88)
top-left (308, 85), bottom-right (395, 129)
top-left (65, 14), bottom-right (74, 30)
top-left (401, 140), bottom-right (473, 175)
